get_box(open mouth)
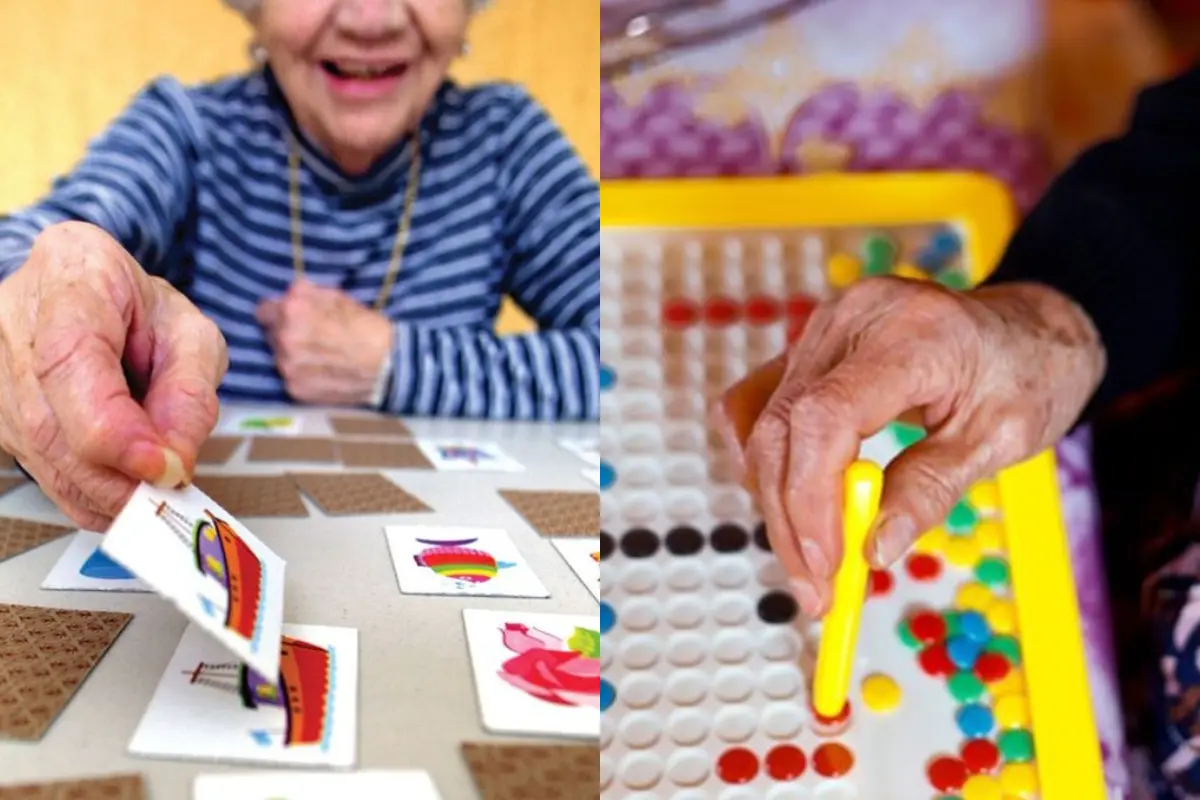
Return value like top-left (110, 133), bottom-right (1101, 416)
top-left (320, 61), bottom-right (407, 80)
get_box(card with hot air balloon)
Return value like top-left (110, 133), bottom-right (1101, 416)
top-left (100, 482), bottom-right (287, 679)
top-left (551, 538), bottom-right (600, 601)
top-left (385, 525), bottom-right (549, 598)
top-left (462, 609), bottom-right (600, 739)
top-left (128, 622), bottom-right (358, 767)
top-left (42, 530), bottom-right (150, 592)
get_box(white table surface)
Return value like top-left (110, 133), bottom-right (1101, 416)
top-left (0, 405), bottom-right (600, 799)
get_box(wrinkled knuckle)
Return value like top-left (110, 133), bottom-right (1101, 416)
top-left (908, 458), bottom-right (961, 512)
top-left (790, 382), bottom-right (850, 432)
top-left (20, 406), bottom-right (60, 458)
top-left (33, 222), bottom-right (123, 275)
top-left (172, 376), bottom-right (222, 428)
top-left (48, 467), bottom-right (84, 512)
top-left (89, 475), bottom-right (136, 519)
top-left (839, 276), bottom-right (895, 309)
top-left (747, 408), bottom-right (788, 457)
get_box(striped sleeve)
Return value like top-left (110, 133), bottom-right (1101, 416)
top-left (0, 77), bottom-right (199, 280)
top-left (385, 88), bottom-right (600, 421)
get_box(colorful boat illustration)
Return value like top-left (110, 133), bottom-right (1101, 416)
top-left (413, 537), bottom-right (515, 585)
top-left (186, 635), bottom-right (337, 749)
top-left (154, 500), bottom-right (265, 644)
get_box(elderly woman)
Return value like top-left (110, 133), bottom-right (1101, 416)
top-left (0, 0), bottom-right (598, 529)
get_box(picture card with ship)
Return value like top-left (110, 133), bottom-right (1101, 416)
top-left (462, 609), bottom-right (600, 739)
top-left (414, 440), bottom-right (524, 473)
top-left (129, 623), bottom-right (358, 768)
top-left (42, 531), bottom-right (149, 592)
top-left (385, 525), bottom-right (548, 598)
top-left (193, 770), bottom-right (440, 800)
top-left (100, 483), bottom-right (286, 678)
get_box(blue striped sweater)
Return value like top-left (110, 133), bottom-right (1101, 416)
top-left (0, 69), bottom-right (600, 421)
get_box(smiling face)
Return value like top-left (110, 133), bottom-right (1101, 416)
top-left (252, 0), bottom-right (470, 174)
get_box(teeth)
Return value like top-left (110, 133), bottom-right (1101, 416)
top-left (338, 64), bottom-right (388, 78)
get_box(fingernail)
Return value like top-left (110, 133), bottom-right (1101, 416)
top-left (152, 449), bottom-right (186, 490)
top-left (800, 539), bottom-right (830, 579)
top-left (790, 578), bottom-right (821, 617)
top-left (868, 514), bottom-right (917, 569)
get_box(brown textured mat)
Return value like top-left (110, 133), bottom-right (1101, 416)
top-left (499, 490), bottom-right (600, 537)
top-left (195, 437), bottom-right (243, 465)
top-left (290, 472), bottom-right (432, 516)
top-left (0, 518), bottom-right (74, 564)
top-left (247, 437), bottom-right (338, 464)
top-left (0, 604), bottom-right (132, 741)
top-left (336, 440), bottom-right (434, 470)
top-left (327, 414), bottom-right (412, 438)
top-left (0, 451), bottom-right (15, 471)
top-left (0, 774), bottom-right (145, 799)
top-left (462, 743), bottom-right (599, 800)
top-left (191, 475), bottom-right (309, 518)
top-left (0, 476), bottom-right (28, 499)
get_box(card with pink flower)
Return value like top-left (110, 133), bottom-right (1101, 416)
top-left (462, 609), bottom-right (600, 739)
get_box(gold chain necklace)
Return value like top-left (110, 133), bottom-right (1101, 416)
top-left (287, 131), bottom-right (422, 312)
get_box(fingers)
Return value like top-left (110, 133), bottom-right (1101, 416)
top-left (140, 281), bottom-right (228, 473)
top-left (31, 265), bottom-right (177, 487)
top-left (781, 348), bottom-right (946, 579)
top-left (868, 432), bottom-right (993, 567)
top-left (740, 307), bottom-right (843, 614)
top-left (709, 351), bottom-right (786, 487)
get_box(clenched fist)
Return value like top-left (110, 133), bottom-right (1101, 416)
top-left (256, 279), bottom-right (393, 407)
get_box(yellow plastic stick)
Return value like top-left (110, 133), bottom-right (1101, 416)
top-left (813, 459), bottom-right (883, 718)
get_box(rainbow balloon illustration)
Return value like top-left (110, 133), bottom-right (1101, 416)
top-left (413, 537), bottom-right (515, 584)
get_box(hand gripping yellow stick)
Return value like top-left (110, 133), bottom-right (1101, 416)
top-left (813, 459), bottom-right (883, 718)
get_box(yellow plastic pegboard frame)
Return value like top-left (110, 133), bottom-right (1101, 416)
top-left (601, 172), bottom-right (1105, 800)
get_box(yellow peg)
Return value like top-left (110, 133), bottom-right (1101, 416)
top-left (813, 459), bottom-right (883, 718)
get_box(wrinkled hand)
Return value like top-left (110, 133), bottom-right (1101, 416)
top-left (256, 280), bottom-right (392, 406)
top-left (712, 277), bottom-right (1106, 617)
top-left (0, 222), bottom-right (228, 530)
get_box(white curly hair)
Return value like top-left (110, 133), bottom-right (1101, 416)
top-left (224, 0), bottom-right (490, 11)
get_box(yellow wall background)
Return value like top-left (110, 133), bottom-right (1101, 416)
top-left (0, 0), bottom-right (598, 333)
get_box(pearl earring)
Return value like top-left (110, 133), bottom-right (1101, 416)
top-left (460, 40), bottom-right (471, 56)
top-left (248, 41), bottom-right (268, 64)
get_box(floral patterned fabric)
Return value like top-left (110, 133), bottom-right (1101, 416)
top-left (601, 1), bottom-right (1133, 795)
